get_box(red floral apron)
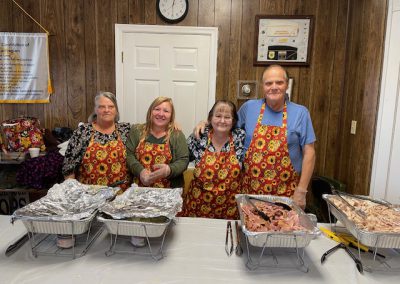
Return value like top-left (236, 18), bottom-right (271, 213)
top-left (78, 129), bottom-right (131, 191)
top-left (134, 139), bottom-right (172, 188)
top-left (180, 132), bottom-right (241, 219)
top-left (242, 102), bottom-right (299, 196)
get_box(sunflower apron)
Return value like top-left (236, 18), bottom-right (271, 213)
top-left (242, 102), bottom-right (299, 196)
top-left (134, 139), bottom-right (172, 188)
top-left (78, 129), bottom-right (131, 191)
top-left (180, 132), bottom-right (241, 219)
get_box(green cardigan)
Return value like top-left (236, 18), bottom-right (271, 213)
top-left (126, 125), bottom-right (189, 188)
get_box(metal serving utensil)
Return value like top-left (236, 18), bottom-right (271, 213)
top-left (234, 220), bottom-right (243, 256)
top-left (247, 196), bottom-right (292, 211)
top-left (332, 190), bottom-right (367, 218)
top-left (225, 221), bottom-right (234, 256)
top-left (245, 196), bottom-right (271, 222)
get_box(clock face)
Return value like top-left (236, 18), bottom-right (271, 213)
top-left (157, 0), bottom-right (189, 23)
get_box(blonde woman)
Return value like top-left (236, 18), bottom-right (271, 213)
top-left (126, 97), bottom-right (189, 188)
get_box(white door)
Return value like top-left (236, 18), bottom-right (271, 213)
top-left (371, 0), bottom-right (400, 203)
top-left (115, 24), bottom-right (218, 137)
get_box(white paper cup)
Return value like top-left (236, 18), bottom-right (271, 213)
top-left (28, 147), bottom-right (40, 158)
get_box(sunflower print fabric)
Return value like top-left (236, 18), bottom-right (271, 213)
top-left (242, 103), bottom-right (299, 197)
top-left (180, 132), bottom-right (242, 220)
top-left (134, 140), bottom-right (172, 188)
top-left (78, 130), bottom-right (131, 191)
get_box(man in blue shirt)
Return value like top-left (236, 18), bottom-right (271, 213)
top-left (238, 65), bottom-right (316, 209)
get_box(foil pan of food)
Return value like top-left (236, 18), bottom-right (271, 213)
top-left (98, 215), bottom-right (171, 237)
top-left (11, 179), bottom-right (118, 234)
top-left (99, 185), bottom-right (183, 220)
top-left (236, 194), bottom-right (319, 248)
top-left (323, 194), bottom-right (400, 248)
top-left (98, 186), bottom-right (182, 237)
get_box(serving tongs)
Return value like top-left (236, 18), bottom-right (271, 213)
top-left (246, 196), bottom-right (292, 211)
top-left (334, 190), bottom-right (400, 212)
top-left (321, 242), bottom-right (363, 273)
top-left (225, 221), bottom-right (234, 256)
top-left (245, 196), bottom-right (271, 222)
top-left (332, 190), bottom-right (367, 218)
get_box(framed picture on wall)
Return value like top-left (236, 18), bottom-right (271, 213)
top-left (254, 15), bottom-right (314, 66)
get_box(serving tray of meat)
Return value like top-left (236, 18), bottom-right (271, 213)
top-left (323, 194), bottom-right (400, 248)
top-left (236, 194), bottom-right (319, 248)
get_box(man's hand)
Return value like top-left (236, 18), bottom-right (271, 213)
top-left (193, 120), bottom-right (207, 139)
top-left (292, 188), bottom-right (307, 210)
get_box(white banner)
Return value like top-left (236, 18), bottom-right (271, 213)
top-left (0, 32), bottom-right (51, 103)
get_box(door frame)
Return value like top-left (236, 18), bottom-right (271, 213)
top-left (370, 0), bottom-right (400, 201)
top-left (115, 24), bottom-right (218, 122)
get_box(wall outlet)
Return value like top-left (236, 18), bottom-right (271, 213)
top-left (351, 120), bottom-right (357, 134)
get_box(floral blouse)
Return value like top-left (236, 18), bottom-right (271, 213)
top-left (187, 126), bottom-right (246, 167)
top-left (62, 122), bottom-right (131, 176)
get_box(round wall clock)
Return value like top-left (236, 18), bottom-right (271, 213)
top-left (157, 0), bottom-right (189, 24)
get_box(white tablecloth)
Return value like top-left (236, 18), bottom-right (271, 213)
top-left (0, 216), bottom-right (399, 284)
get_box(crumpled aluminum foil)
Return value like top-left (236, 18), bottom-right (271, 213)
top-left (12, 179), bottom-right (118, 221)
top-left (99, 185), bottom-right (183, 219)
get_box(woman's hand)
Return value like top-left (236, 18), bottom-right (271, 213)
top-left (149, 164), bottom-right (171, 182)
top-left (139, 169), bottom-right (152, 186)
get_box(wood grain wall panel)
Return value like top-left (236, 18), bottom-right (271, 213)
top-left (198, 0), bottom-right (215, 26)
top-left (144, 0), bottom-right (157, 24)
top-left (307, 1), bottom-right (341, 175)
top-left (129, 0), bottom-right (145, 24)
top-left (96, 0), bottom-right (117, 93)
top-left (324, 0), bottom-right (349, 177)
top-left (214, 0), bottom-right (231, 100)
top-left (41, 0), bottom-right (68, 128)
top-left (117, 0), bottom-right (130, 24)
top-left (337, 0), bottom-right (364, 193)
top-left (84, 0), bottom-right (97, 118)
top-left (239, 0), bottom-right (258, 82)
top-left (227, 0), bottom-right (242, 104)
top-left (65, 0), bottom-right (86, 127)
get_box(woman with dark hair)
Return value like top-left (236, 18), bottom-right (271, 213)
top-left (180, 100), bottom-right (245, 219)
top-left (62, 91), bottom-right (131, 191)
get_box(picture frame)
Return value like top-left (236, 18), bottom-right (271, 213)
top-left (254, 15), bottom-right (314, 66)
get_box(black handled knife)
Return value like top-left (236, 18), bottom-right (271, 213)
top-left (5, 233), bottom-right (29, 257)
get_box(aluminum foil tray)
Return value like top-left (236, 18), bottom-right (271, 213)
top-left (18, 212), bottom-right (96, 235)
top-left (97, 215), bottom-right (171, 238)
top-left (323, 194), bottom-right (400, 248)
top-left (236, 194), bottom-right (319, 248)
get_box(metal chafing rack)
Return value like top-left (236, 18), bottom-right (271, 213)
top-left (10, 179), bottom-right (117, 259)
top-left (323, 193), bottom-right (400, 272)
top-left (236, 194), bottom-right (319, 272)
top-left (98, 186), bottom-right (182, 260)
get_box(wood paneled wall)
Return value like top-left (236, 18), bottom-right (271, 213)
top-left (0, 0), bottom-right (387, 196)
